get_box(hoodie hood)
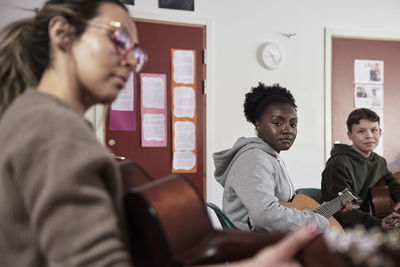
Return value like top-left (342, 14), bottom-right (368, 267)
top-left (329, 143), bottom-right (376, 162)
top-left (213, 137), bottom-right (278, 187)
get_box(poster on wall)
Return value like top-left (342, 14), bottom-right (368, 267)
top-left (159, 0), bottom-right (194, 11)
top-left (354, 59), bottom-right (384, 84)
top-left (354, 84), bottom-right (383, 109)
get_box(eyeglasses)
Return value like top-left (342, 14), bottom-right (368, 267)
top-left (74, 19), bottom-right (148, 73)
top-left (108, 21), bottom-right (148, 73)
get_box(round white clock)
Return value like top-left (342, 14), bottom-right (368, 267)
top-left (258, 42), bottom-right (283, 70)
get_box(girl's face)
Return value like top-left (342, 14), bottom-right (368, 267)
top-left (71, 2), bottom-right (139, 109)
top-left (255, 103), bottom-right (298, 153)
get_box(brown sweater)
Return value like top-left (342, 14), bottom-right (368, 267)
top-left (0, 90), bottom-right (133, 266)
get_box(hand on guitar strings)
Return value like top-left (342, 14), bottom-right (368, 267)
top-left (236, 224), bottom-right (318, 267)
top-left (335, 199), bottom-right (353, 215)
top-left (381, 212), bottom-right (400, 231)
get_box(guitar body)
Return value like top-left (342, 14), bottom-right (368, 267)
top-left (370, 178), bottom-right (394, 218)
top-left (124, 174), bottom-right (287, 267)
top-left (281, 194), bottom-right (344, 233)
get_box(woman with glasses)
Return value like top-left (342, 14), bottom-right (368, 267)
top-left (0, 0), bottom-right (145, 266)
top-left (0, 1), bottom-right (316, 266)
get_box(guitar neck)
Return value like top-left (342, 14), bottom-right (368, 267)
top-left (314, 193), bottom-right (352, 219)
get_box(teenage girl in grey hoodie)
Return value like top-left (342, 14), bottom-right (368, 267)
top-left (213, 83), bottom-right (330, 234)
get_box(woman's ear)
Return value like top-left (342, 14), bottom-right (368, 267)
top-left (48, 16), bottom-right (74, 51)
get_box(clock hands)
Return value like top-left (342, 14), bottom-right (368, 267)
top-left (267, 51), bottom-right (278, 65)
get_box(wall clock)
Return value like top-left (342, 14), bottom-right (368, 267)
top-left (258, 42), bottom-right (283, 70)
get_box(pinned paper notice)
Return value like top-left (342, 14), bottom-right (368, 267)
top-left (111, 73), bottom-right (134, 111)
top-left (173, 50), bottom-right (194, 84)
top-left (173, 151), bottom-right (196, 171)
top-left (173, 86), bottom-right (195, 118)
top-left (174, 121), bottom-right (195, 150)
top-left (142, 76), bottom-right (165, 109)
top-left (143, 113), bottom-right (165, 141)
top-left (109, 73), bottom-right (136, 131)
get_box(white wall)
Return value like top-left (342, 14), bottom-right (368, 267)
top-left (2, 0), bottom-right (400, 207)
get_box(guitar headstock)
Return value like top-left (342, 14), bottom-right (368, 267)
top-left (338, 188), bottom-right (359, 201)
top-left (338, 189), bottom-right (362, 209)
top-left (323, 225), bottom-right (400, 267)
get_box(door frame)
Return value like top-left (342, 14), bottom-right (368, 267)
top-left (89, 10), bottom-right (215, 200)
top-left (324, 27), bottom-right (400, 161)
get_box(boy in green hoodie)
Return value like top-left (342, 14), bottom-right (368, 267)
top-left (321, 108), bottom-right (400, 230)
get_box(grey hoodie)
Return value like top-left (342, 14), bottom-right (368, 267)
top-left (213, 137), bottom-right (330, 234)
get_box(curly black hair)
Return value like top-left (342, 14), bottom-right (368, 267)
top-left (243, 82), bottom-right (297, 124)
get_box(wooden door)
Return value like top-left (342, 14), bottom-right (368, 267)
top-left (105, 20), bottom-right (206, 197)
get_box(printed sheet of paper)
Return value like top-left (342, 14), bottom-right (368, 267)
top-left (111, 73), bottom-right (134, 111)
top-left (143, 114), bottom-right (165, 142)
top-left (173, 121), bottom-right (195, 150)
top-left (173, 151), bottom-right (196, 171)
top-left (354, 59), bottom-right (384, 84)
top-left (109, 73), bottom-right (136, 131)
top-left (354, 84), bottom-right (383, 109)
top-left (173, 86), bottom-right (195, 118)
top-left (172, 50), bottom-right (195, 84)
top-left (141, 73), bottom-right (167, 147)
top-left (142, 76), bottom-right (165, 109)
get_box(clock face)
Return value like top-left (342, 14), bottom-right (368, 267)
top-left (259, 42), bottom-right (283, 70)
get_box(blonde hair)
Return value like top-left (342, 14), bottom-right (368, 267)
top-left (0, 19), bottom-right (36, 115)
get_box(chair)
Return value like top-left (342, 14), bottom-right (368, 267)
top-left (206, 202), bottom-right (238, 230)
top-left (295, 188), bottom-right (322, 204)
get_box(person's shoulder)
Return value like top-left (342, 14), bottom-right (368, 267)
top-left (5, 90), bottom-right (93, 143)
top-left (326, 152), bottom-right (352, 168)
top-left (371, 152), bottom-right (388, 165)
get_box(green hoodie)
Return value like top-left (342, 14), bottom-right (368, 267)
top-left (321, 144), bottom-right (400, 228)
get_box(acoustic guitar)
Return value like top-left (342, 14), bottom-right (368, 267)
top-left (121, 161), bottom-right (400, 267)
top-left (370, 174), bottom-right (400, 218)
top-left (281, 190), bottom-right (359, 233)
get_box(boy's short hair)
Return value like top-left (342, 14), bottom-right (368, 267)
top-left (346, 108), bottom-right (380, 132)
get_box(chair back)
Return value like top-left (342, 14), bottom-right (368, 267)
top-left (206, 202), bottom-right (238, 230)
top-left (295, 188), bottom-right (322, 204)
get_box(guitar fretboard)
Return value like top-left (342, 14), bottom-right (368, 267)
top-left (314, 192), bottom-right (356, 219)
